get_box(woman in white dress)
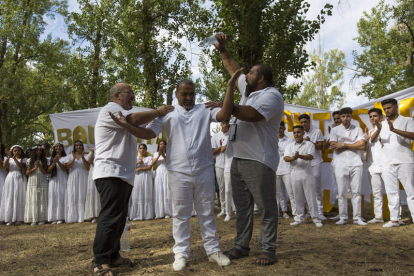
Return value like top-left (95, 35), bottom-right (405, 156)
top-left (0, 145), bottom-right (27, 226)
top-left (0, 143), bottom-right (8, 211)
top-left (65, 140), bottom-right (90, 223)
top-left (24, 146), bottom-right (49, 226)
top-left (129, 144), bottom-right (154, 221)
top-left (84, 146), bottom-right (101, 223)
top-left (152, 140), bottom-right (173, 219)
top-left (47, 143), bottom-right (68, 224)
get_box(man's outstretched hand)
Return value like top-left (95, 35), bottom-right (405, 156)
top-left (157, 105), bottom-right (175, 116)
top-left (109, 111), bottom-right (128, 127)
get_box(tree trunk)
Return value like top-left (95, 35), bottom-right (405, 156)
top-left (90, 27), bottom-right (102, 108)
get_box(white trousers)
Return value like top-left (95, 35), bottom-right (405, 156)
top-left (381, 164), bottom-right (414, 221)
top-left (276, 174), bottom-right (296, 215)
top-left (312, 164), bottom-right (324, 215)
top-left (223, 172), bottom-right (235, 215)
top-left (291, 169), bottom-right (321, 223)
top-left (168, 168), bottom-right (221, 258)
top-left (215, 167), bottom-right (225, 211)
top-left (334, 166), bottom-right (363, 220)
top-left (369, 172), bottom-right (383, 219)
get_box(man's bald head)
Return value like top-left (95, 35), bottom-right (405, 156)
top-left (109, 83), bottom-right (131, 101)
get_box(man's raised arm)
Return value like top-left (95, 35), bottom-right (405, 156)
top-left (214, 33), bottom-right (241, 86)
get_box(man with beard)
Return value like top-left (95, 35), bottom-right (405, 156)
top-left (379, 98), bottom-right (414, 227)
top-left (109, 74), bottom-right (243, 271)
top-left (210, 33), bottom-right (284, 266)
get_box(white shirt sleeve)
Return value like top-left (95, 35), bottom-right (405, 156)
top-left (146, 117), bottom-right (164, 136)
top-left (237, 74), bottom-right (247, 98)
top-left (329, 128), bottom-right (338, 142)
top-left (210, 107), bottom-right (221, 123)
top-left (102, 103), bottom-right (134, 130)
top-left (211, 135), bottom-right (217, 149)
top-left (284, 144), bottom-right (293, 157)
top-left (307, 142), bottom-right (316, 157)
top-left (406, 117), bottom-right (414, 132)
top-left (356, 127), bottom-right (366, 142)
top-left (249, 90), bottom-right (284, 123)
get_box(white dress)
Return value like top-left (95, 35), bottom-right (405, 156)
top-left (47, 156), bottom-right (68, 222)
top-left (0, 156), bottom-right (8, 207)
top-left (153, 152), bottom-right (173, 218)
top-left (65, 154), bottom-right (89, 223)
top-left (84, 163), bottom-right (101, 220)
top-left (129, 156), bottom-right (154, 220)
top-left (0, 158), bottom-right (27, 223)
top-left (24, 159), bottom-right (49, 223)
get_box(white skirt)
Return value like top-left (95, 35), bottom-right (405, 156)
top-left (65, 169), bottom-right (88, 223)
top-left (153, 166), bottom-right (173, 218)
top-left (48, 171), bottom-right (68, 222)
top-left (0, 171), bottom-right (27, 223)
top-left (84, 166), bottom-right (101, 220)
top-left (24, 170), bottom-right (48, 223)
top-left (129, 172), bottom-right (154, 220)
top-left (0, 168), bottom-right (7, 207)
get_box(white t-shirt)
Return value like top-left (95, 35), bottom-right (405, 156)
top-left (304, 126), bottom-right (324, 166)
top-left (222, 134), bottom-right (233, 173)
top-left (93, 102), bottom-right (136, 186)
top-left (367, 126), bottom-right (382, 173)
top-left (146, 104), bottom-right (220, 175)
top-left (229, 75), bottom-right (284, 172)
top-left (276, 135), bottom-right (295, 175)
top-left (284, 141), bottom-right (315, 170)
top-left (211, 131), bottom-right (228, 169)
top-left (329, 124), bottom-right (365, 167)
top-left (380, 115), bottom-right (414, 165)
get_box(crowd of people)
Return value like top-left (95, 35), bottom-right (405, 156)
top-left (1, 32), bottom-right (414, 276)
top-left (0, 139), bottom-right (175, 225)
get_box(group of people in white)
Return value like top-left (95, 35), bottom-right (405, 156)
top-left (0, 139), bottom-right (174, 225)
top-left (275, 100), bottom-right (414, 229)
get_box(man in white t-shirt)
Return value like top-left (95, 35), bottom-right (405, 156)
top-left (329, 107), bottom-right (367, 226)
top-left (284, 125), bottom-right (322, 227)
top-left (212, 121), bottom-right (229, 218)
top-left (379, 98), bottom-right (414, 228)
top-left (276, 121), bottom-right (296, 219)
top-left (212, 33), bottom-right (283, 266)
top-left (365, 108), bottom-right (385, 224)
top-left (299, 114), bottom-right (326, 220)
top-left (114, 75), bottom-right (241, 271)
top-left (90, 83), bottom-right (174, 276)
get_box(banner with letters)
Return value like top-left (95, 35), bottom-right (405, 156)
top-left (50, 86), bottom-right (414, 219)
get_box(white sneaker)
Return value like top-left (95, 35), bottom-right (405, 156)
top-left (6, 222), bottom-right (13, 226)
top-left (367, 218), bottom-right (384, 224)
top-left (217, 211), bottom-right (226, 217)
top-left (304, 213), bottom-right (311, 219)
top-left (335, 219), bottom-right (347, 225)
top-left (282, 213), bottom-right (290, 219)
top-left (38, 221), bottom-right (45, 225)
top-left (208, 252), bottom-right (231, 266)
top-left (399, 219), bottom-right (405, 225)
top-left (329, 215), bottom-right (340, 220)
top-left (353, 218), bottom-right (368, 226)
top-left (173, 253), bottom-right (187, 271)
top-left (31, 222), bottom-right (37, 226)
top-left (91, 218), bottom-right (98, 223)
top-left (165, 216), bottom-right (171, 219)
top-left (57, 220), bottom-right (64, 224)
top-left (224, 215), bottom-right (231, 222)
top-left (290, 221), bottom-right (305, 226)
top-left (319, 214), bottom-right (327, 220)
top-left (382, 221), bottom-right (399, 228)
top-left (315, 222), bottom-right (323, 228)
top-left (51, 221), bottom-right (57, 224)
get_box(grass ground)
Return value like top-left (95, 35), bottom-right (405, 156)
top-left (1, 200), bottom-right (414, 276)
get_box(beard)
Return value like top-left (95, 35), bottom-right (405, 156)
top-left (183, 103), bottom-right (194, 111)
top-left (245, 80), bottom-right (257, 97)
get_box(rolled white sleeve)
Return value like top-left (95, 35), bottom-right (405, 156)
top-left (210, 107), bottom-right (221, 123)
top-left (329, 128), bottom-right (338, 142)
top-left (356, 128), bottom-right (366, 142)
top-left (146, 117), bottom-right (164, 136)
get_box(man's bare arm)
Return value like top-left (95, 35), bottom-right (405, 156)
top-left (126, 105), bottom-right (174, 126)
top-left (232, 104), bottom-right (265, 122)
top-left (110, 111), bottom-right (157, 139)
top-left (216, 68), bottom-right (244, 122)
top-left (214, 33), bottom-right (241, 88)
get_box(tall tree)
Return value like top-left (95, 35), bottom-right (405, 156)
top-left (0, 0), bottom-right (70, 147)
top-left (353, 0), bottom-right (414, 99)
top-left (198, 0), bottom-right (333, 102)
top-left (295, 44), bottom-right (346, 110)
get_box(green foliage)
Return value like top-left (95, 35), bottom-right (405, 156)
top-left (353, 0), bottom-right (414, 99)
top-left (198, 0), bottom-right (333, 102)
top-left (0, 0), bottom-right (70, 148)
top-left (295, 47), bottom-right (346, 110)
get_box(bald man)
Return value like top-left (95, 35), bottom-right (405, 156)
top-left (89, 83), bottom-right (173, 276)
